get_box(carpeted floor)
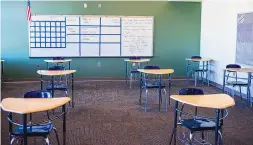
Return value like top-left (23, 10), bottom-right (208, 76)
top-left (1, 80), bottom-right (253, 145)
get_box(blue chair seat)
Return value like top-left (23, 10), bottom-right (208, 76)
top-left (46, 84), bottom-right (68, 91)
top-left (130, 70), bottom-right (139, 73)
top-left (11, 123), bottom-right (53, 137)
top-left (226, 81), bottom-right (248, 86)
top-left (181, 118), bottom-right (219, 132)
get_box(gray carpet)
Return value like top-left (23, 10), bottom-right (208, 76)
top-left (1, 80), bottom-right (253, 145)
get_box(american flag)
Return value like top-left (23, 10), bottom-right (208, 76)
top-left (27, 0), bottom-right (32, 23)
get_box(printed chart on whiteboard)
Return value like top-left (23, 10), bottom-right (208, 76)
top-left (29, 15), bottom-right (154, 57)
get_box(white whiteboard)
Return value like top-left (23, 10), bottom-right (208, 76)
top-left (29, 15), bottom-right (154, 57)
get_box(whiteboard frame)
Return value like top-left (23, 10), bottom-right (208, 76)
top-left (28, 15), bottom-right (154, 58)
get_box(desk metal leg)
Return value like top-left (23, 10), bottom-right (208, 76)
top-left (62, 105), bottom-right (66, 145)
top-left (201, 62), bottom-right (204, 86)
top-left (186, 60), bottom-right (189, 83)
top-left (168, 74), bottom-right (171, 105)
top-left (220, 109), bottom-right (224, 134)
top-left (159, 74), bottom-right (162, 111)
top-left (22, 114), bottom-right (27, 145)
top-left (207, 61), bottom-right (210, 86)
top-left (214, 109), bottom-right (220, 145)
top-left (46, 62), bottom-right (49, 69)
top-left (247, 73), bottom-right (252, 107)
top-left (8, 113), bottom-right (12, 142)
top-left (125, 62), bottom-right (128, 85)
top-left (139, 72), bottom-right (142, 105)
top-left (169, 101), bottom-right (178, 145)
top-left (69, 62), bottom-right (71, 70)
top-left (72, 73), bottom-right (74, 108)
top-left (51, 76), bottom-right (55, 98)
top-left (40, 75), bottom-right (43, 90)
top-left (222, 70), bottom-right (226, 93)
top-left (1, 61), bottom-right (4, 82)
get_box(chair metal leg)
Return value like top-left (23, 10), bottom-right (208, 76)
top-left (163, 88), bottom-right (167, 111)
top-left (189, 132), bottom-right (194, 145)
top-left (201, 71), bottom-right (203, 86)
top-left (145, 89), bottom-right (148, 112)
top-left (218, 130), bottom-right (223, 145)
top-left (195, 72), bottom-right (197, 87)
top-left (53, 127), bottom-right (61, 145)
top-left (179, 104), bottom-right (184, 120)
top-left (65, 90), bottom-right (70, 105)
top-left (130, 73), bottom-right (133, 89)
top-left (239, 86), bottom-right (242, 100)
top-left (201, 132), bottom-right (205, 143)
top-left (10, 136), bottom-right (17, 145)
top-left (232, 87), bottom-right (235, 100)
top-left (45, 137), bottom-right (50, 145)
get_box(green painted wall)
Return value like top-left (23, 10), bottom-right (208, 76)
top-left (1, 1), bottom-right (201, 79)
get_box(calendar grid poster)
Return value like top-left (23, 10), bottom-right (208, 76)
top-left (236, 12), bottom-right (253, 65)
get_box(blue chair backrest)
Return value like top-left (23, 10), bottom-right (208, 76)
top-left (129, 56), bottom-right (141, 60)
top-left (179, 88), bottom-right (204, 95)
top-left (49, 66), bottom-right (65, 70)
top-left (144, 65), bottom-right (160, 69)
top-left (24, 90), bottom-right (52, 98)
top-left (226, 64), bottom-right (241, 68)
top-left (191, 56), bottom-right (202, 59)
top-left (53, 57), bottom-right (64, 60)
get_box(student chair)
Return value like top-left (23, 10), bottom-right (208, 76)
top-left (224, 64), bottom-right (248, 100)
top-left (46, 66), bottom-right (69, 99)
top-left (140, 65), bottom-right (168, 112)
top-left (171, 88), bottom-right (226, 145)
top-left (53, 57), bottom-right (64, 60)
top-left (178, 88), bottom-right (204, 117)
top-left (8, 90), bottom-right (60, 145)
top-left (187, 56), bottom-right (207, 86)
top-left (129, 57), bottom-right (141, 89)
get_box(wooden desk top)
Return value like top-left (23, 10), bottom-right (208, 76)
top-left (0, 97), bottom-right (70, 114)
top-left (171, 94), bottom-right (235, 109)
top-left (224, 68), bottom-right (253, 73)
top-left (124, 59), bottom-right (150, 63)
top-left (37, 70), bottom-right (76, 76)
top-left (186, 58), bottom-right (212, 62)
top-left (0, 60), bottom-right (5, 62)
top-left (138, 69), bottom-right (174, 75)
top-left (44, 59), bottom-right (72, 63)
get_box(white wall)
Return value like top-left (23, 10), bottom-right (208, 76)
top-left (201, 0), bottom-right (253, 95)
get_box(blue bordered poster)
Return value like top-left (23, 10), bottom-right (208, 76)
top-left (29, 15), bottom-right (154, 57)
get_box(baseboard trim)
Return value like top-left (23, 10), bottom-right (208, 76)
top-left (2, 76), bottom-right (189, 83)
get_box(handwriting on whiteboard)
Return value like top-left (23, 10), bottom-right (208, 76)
top-left (122, 18), bottom-right (153, 54)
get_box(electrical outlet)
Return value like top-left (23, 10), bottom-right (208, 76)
top-left (98, 4), bottom-right (102, 8)
top-left (98, 61), bottom-right (101, 67)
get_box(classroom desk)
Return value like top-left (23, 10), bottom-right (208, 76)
top-left (0, 97), bottom-right (70, 145)
top-left (223, 68), bottom-right (253, 107)
top-left (124, 59), bottom-right (150, 84)
top-left (138, 69), bottom-right (174, 111)
top-left (185, 58), bottom-right (211, 86)
top-left (44, 59), bottom-right (72, 70)
top-left (169, 94), bottom-right (235, 145)
top-left (37, 70), bottom-right (76, 107)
